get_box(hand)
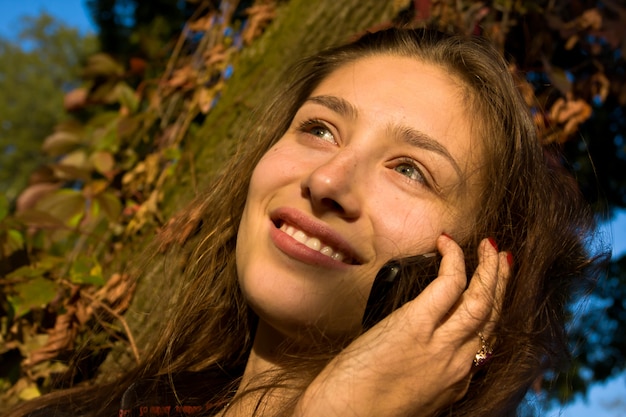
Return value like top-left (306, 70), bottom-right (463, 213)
top-left (294, 235), bottom-right (510, 417)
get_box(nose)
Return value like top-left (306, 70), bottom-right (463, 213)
top-left (301, 152), bottom-right (362, 219)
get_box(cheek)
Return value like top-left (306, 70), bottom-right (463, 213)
top-left (368, 193), bottom-right (445, 258)
top-left (250, 144), bottom-right (302, 191)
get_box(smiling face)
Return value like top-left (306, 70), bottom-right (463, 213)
top-left (236, 55), bottom-right (485, 341)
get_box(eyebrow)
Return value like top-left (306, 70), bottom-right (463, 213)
top-left (305, 94), bottom-right (464, 182)
top-left (306, 95), bottom-right (358, 120)
top-left (389, 125), bottom-right (464, 181)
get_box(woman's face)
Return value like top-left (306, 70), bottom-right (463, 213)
top-left (237, 55), bottom-right (485, 341)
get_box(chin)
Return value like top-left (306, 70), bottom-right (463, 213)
top-left (243, 284), bottom-right (364, 346)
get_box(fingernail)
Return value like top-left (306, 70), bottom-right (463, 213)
top-left (506, 251), bottom-right (514, 267)
top-left (442, 232), bottom-right (453, 240)
top-left (487, 237), bottom-right (498, 251)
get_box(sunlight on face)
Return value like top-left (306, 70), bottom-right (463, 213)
top-left (236, 55), bottom-right (485, 342)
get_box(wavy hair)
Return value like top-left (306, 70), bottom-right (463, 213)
top-left (10, 28), bottom-right (605, 417)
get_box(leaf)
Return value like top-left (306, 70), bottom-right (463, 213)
top-left (69, 256), bottom-right (105, 286)
top-left (6, 265), bottom-right (45, 280)
top-left (96, 273), bottom-right (135, 313)
top-left (50, 163), bottom-right (91, 182)
top-left (168, 65), bottom-right (196, 88)
top-left (41, 131), bottom-right (82, 156)
top-left (63, 87), bottom-right (88, 111)
top-left (36, 255), bottom-right (66, 271)
top-left (89, 79), bottom-right (121, 104)
top-left (59, 149), bottom-right (89, 170)
top-left (15, 182), bottom-right (62, 212)
top-left (83, 179), bottom-right (109, 198)
top-left (8, 276), bottom-right (58, 318)
top-left (115, 82), bottom-right (139, 113)
top-left (18, 384), bottom-right (41, 400)
top-left (25, 307), bottom-right (78, 367)
top-left (2, 229), bottom-right (24, 256)
top-left (82, 53), bottom-right (124, 79)
top-left (4, 256), bottom-right (64, 282)
top-left (34, 189), bottom-right (85, 228)
top-left (95, 191), bottom-right (122, 222)
top-left (89, 150), bottom-right (115, 175)
top-left (15, 209), bottom-right (67, 230)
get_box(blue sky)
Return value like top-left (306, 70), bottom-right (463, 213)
top-left (1, 0), bottom-right (625, 415)
top-left (0, 0), bottom-right (96, 39)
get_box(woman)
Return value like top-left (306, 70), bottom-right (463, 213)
top-left (12, 27), bottom-right (601, 417)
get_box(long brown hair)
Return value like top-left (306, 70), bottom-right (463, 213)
top-left (10, 28), bottom-right (605, 417)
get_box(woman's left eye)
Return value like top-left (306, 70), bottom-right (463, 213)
top-left (394, 160), bottom-right (428, 185)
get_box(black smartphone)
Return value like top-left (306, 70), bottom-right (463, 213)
top-left (362, 253), bottom-right (441, 330)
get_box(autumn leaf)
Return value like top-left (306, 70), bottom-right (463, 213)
top-left (41, 131), bottom-right (82, 157)
top-left (63, 87), bottom-right (89, 111)
top-left (25, 307), bottom-right (78, 367)
top-left (34, 189), bottom-right (86, 228)
top-left (14, 209), bottom-right (68, 230)
top-left (242, 4), bottom-right (277, 45)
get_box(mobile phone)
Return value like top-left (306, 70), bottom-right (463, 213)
top-left (361, 253), bottom-right (441, 330)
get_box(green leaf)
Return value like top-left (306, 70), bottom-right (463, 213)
top-left (69, 256), bottom-right (105, 286)
top-left (36, 255), bottom-right (66, 271)
top-left (8, 277), bottom-right (58, 318)
top-left (90, 150), bottom-right (115, 174)
top-left (6, 265), bottom-right (46, 280)
top-left (15, 209), bottom-right (67, 229)
top-left (18, 384), bottom-right (41, 400)
top-left (82, 53), bottom-right (124, 79)
top-left (5, 229), bottom-right (24, 254)
top-left (115, 82), bottom-right (139, 113)
top-left (96, 191), bottom-right (122, 222)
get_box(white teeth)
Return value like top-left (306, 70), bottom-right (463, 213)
top-left (278, 222), bottom-right (347, 262)
top-left (293, 230), bottom-right (308, 243)
top-left (305, 237), bottom-right (321, 250)
top-left (320, 246), bottom-right (333, 256)
top-left (331, 252), bottom-right (345, 262)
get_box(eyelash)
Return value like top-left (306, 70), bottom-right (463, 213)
top-left (394, 158), bottom-right (431, 188)
top-left (297, 119), bottom-right (337, 144)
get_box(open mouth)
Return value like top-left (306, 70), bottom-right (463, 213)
top-left (273, 219), bottom-right (357, 265)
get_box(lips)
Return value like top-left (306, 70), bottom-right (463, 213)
top-left (270, 208), bottom-right (362, 266)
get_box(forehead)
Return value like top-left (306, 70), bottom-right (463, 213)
top-left (310, 55), bottom-right (473, 137)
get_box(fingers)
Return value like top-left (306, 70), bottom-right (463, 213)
top-left (420, 235), bottom-right (510, 336)
top-left (463, 238), bottom-right (501, 324)
top-left (411, 234), bottom-right (468, 329)
top-left (456, 237), bottom-right (511, 339)
top-left (402, 234), bottom-right (511, 345)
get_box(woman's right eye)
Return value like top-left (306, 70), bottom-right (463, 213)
top-left (298, 119), bottom-right (337, 144)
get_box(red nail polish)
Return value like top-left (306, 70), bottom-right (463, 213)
top-left (487, 237), bottom-right (498, 251)
top-left (506, 251), bottom-right (514, 267)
